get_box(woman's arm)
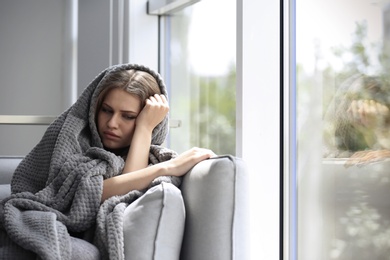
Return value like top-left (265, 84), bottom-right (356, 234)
top-left (101, 163), bottom-right (166, 201)
top-left (101, 147), bottom-right (215, 202)
top-left (123, 94), bottom-right (169, 173)
top-left (101, 94), bottom-right (216, 202)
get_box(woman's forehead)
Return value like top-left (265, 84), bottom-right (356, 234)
top-left (103, 88), bottom-right (141, 112)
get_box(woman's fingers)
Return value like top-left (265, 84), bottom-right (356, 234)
top-left (348, 99), bottom-right (390, 128)
top-left (183, 147), bottom-right (217, 161)
top-left (145, 95), bottom-right (169, 116)
top-left (136, 94), bottom-right (169, 131)
top-left (166, 147), bottom-right (217, 177)
top-left (146, 94), bottom-right (168, 106)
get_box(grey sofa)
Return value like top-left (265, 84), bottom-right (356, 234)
top-left (0, 155), bottom-right (250, 259)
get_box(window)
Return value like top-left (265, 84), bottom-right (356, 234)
top-left (160, 0), bottom-right (236, 155)
top-left (296, 0), bottom-right (390, 259)
top-left (157, 1), bottom-right (281, 258)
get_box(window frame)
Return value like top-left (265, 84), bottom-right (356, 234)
top-left (237, 1), bottom-right (283, 259)
top-left (143, 0), bottom-right (285, 259)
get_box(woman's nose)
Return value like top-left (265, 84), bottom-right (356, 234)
top-left (107, 114), bottom-right (119, 128)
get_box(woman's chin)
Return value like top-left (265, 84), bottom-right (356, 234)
top-left (103, 145), bottom-right (129, 156)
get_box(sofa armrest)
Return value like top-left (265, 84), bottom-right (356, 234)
top-left (180, 155), bottom-right (250, 260)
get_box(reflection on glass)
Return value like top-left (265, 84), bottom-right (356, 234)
top-left (297, 0), bottom-right (390, 259)
top-left (324, 75), bottom-right (390, 159)
top-left (165, 0), bottom-right (236, 155)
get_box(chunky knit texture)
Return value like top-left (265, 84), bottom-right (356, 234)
top-left (0, 64), bottom-right (180, 260)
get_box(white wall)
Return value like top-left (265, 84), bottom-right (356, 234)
top-left (0, 0), bottom-right (66, 155)
top-left (0, 0), bottom-right (153, 156)
top-left (0, 0), bottom-right (65, 115)
top-left (77, 0), bottom-right (111, 93)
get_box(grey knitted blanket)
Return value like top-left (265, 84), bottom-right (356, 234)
top-left (0, 64), bottom-right (181, 260)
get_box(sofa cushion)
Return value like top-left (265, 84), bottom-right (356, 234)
top-left (123, 182), bottom-right (185, 260)
top-left (70, 236), bottom-right (100, 260)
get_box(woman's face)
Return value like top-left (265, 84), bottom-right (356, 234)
top-left (97, 88), bottom-right (141, 150)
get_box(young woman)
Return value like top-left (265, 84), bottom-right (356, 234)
top-left (95, 68), bottom-right (215, 201)
top-left (0, 64), bottom-right (215, 259)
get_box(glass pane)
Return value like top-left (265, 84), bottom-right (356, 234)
top-left (163, 0), bottom-right (236, 155)
top-left (296, 0), bottom-right (390, 259)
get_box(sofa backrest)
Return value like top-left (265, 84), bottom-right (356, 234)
top-left (0, 157), bottom-right (23, 184)
top-left (0, 156), bottom-right (23, 200)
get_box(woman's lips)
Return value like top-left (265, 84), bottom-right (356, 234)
top-left (103, 131), bottom-right (120, 140)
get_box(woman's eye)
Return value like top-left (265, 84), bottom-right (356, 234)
top-left (123, 114), bottom-right (136, 120)
top-left (101, 107), bottom-right (112, 113)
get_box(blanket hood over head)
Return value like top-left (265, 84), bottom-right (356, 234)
top-left (1, 64), bottom-right (180, 260)
top-left (88, 63), bottom-right (170, 147)
top-left (12, 63), bottom-right (171, 194)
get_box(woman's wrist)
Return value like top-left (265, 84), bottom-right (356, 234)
top-left (134, 122), bottom-right (155, 136)
top-left (158, 161), bottom-right (170, 176)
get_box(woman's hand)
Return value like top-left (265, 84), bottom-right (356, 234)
top-left (136, 94), bottom-right (169, 132)
top-left (346, 99), bottom-right (390, 149)
top-left (163, 147), bottom-right (217, 177)
top-left (102, 147), bottom-right (217, 202)
top-left (345, 149), bottom-right (390, 168)
top-left (124, 94), bottom-right (169, 173)
top-left (347, 99), bottom-right (390, 129)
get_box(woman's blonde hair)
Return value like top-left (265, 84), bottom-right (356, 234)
top-left (95, 69), bottom-right (162, 116)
